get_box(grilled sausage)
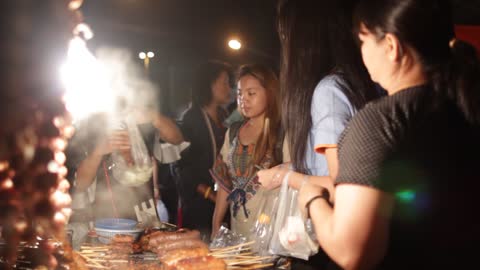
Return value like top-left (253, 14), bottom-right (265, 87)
top-left (149, 230), bottom-right (200, 248)
top-left (159, 247), bottom-right (209, 266)
top-left (171, 256), bottom-right (226, 270)
top-left (155, 239), bottom-right (208, 257)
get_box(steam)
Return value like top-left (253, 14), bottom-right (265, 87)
top-left (95, 47), bottom-right (158, 118)
top-left (65, 46), bottom-right (161, 223)
top-left (64, 45), bottom-right (161, 173)
top-left (61, 40), bottom-right (159, 126)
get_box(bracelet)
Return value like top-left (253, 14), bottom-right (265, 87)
top-left (305, 190), bottom-right (330, 219)
top-left (204, 187), bottom-right (212, 199)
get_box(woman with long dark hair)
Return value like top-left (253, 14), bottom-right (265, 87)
top-left (177, 60), bottom-right (232, 238)
top-left (298, 0), bottom-right (480, 269)
top-left (258, 0), bottom-right (379, 201)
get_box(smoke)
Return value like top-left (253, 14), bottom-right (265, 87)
top-left (95, 47), bottom-right (159, 116)
top-left (65, 46), bottom-right (161, 185)
top-left (65, 47), bottom-right (163, 228)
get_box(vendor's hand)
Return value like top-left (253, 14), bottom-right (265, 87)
top-left (132, 107), bottom-right (155, 124)
top-left (93, 130), bottom-right (131, 156)
top-left (297, 181), bottom-right (327, 217)
top-left (257, 164), bottom-right (289, 190)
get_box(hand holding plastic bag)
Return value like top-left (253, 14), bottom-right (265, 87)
top-left (269, 172), bottom-right (319, 260)
top-left (111, 114), bottom-right (153, 186)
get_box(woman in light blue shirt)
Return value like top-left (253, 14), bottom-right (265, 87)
top-left (257, 1), bottom-right (381, 268)
top-left (258, 0), bottom-right (380, 200)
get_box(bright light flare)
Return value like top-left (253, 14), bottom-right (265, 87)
top-left (228, 39), bottom-right (242, 50)
top-left (73, 23), bottom-right (94, 40)
top-left (54, 152), bottom-right (66, 165)
top-left (0, 161), bottom-right (9, 172)
top-left (147, 51), bottom-right (154, 58)
top-left (60, 37), bottom-right (114, 122)
top-left (52, 138), bottom-right (67, 151)
top-left (1, 178), bottom-right (14, 190)
top-left (47, 160), bottom-right (60, 173)
top-left (68, 0), bottom-right (84, 11)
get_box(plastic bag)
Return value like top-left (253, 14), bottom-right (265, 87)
top-left (111, 114), bottom-right (153, 186)
top-left (268, 172), bottom-right (319, 260)
top-left (250, 189), bottom-right (279, 256)
top-left (210, 225), bottom-right (247, 250)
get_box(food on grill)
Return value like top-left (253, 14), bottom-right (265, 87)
top-left (120, 262), bottom-right (163, 270)
top-left (148, 229), bottom-right (200, 249)
top-left (70, 249), bottom-right (90, 270)
top-left (72, 230), bottom-right (229, 270)
top-left (155, 239), bottom-right (208, 257)
top-left (111, 234), bottom-right (135, 244)
top-left (110, 243), bottom-right (134, 256)
top-left (159, 247), bottom-right (209, 267)
top-left (146, 229), bottom-right (200, 252)
top-left (137, 229), bottom-right (196, 252)
top-left (169, 255), bottom-right (226, 270)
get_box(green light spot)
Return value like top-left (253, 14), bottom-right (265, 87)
top-left (395, 190), bottom-right (416, 203)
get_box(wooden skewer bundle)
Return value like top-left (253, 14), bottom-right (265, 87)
top-left (78, 244), bottom-right (131, 269)
top-left (209, 241), bottom-right (275, 269)
top-left (78, 239), bottom-right (277, 269)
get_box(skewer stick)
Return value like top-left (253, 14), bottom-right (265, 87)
top-left (160, 221), bottom-right (177, 228)
top-left (79, 249), bottom-right (106, 254)
top-left (227, 255), bottom-right (266, 260)
top-left (81, 246), bottom-right (109, 250)
top-left (228, 259), bottom-right (270, 266)
top-left (85, 264), bottom-right (110, 269)
top-left (77, 252), bottom-right (106, 269)
top-left (225, 256), bottom-right (274, 265)
top-left (210, 241), bottom-right (255, 252)
top-left (212, 253), bottom-right (258, 259)
top-left (80, 249), bottom-right (110, 253)
top-left (80, 253), bottom-right (109, 258)
top-left (210, 245), bottom-right (252, 252)
top-left (210, 248), bottom-right (252, 256)
top-left (89, 259), bottom-right (129, 263)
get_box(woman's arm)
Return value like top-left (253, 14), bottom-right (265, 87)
top-left (75, 130), bottom-right (130, 192)
top-left (298, 183), bottom-right (394, 270)
top-left (74, 150), bottom-right (103, 192)
top-left (259, 78), bottom-right (350, 196)
top-left (151, 112), bottom-right (184, 145)
top-left (299, 103), bottom-right (399, 269)
top-left (211, 187), bottom-right (229, 238)
top-left (257, 149), bottom-right (337, 198)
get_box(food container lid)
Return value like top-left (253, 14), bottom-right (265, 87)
top-left (94, 218), bottom-right (137, 230)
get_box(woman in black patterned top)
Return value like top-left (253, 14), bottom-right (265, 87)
top-left (297, 0), bottom-right (480, 269)
top-left (177, 61), bottom-right (232, 238)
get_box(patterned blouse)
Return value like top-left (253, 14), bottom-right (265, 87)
top-left (210, 124), bottom-right (275, 236)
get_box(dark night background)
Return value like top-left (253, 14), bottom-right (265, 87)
top-left (81, 0), bottom-right (480, 116)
